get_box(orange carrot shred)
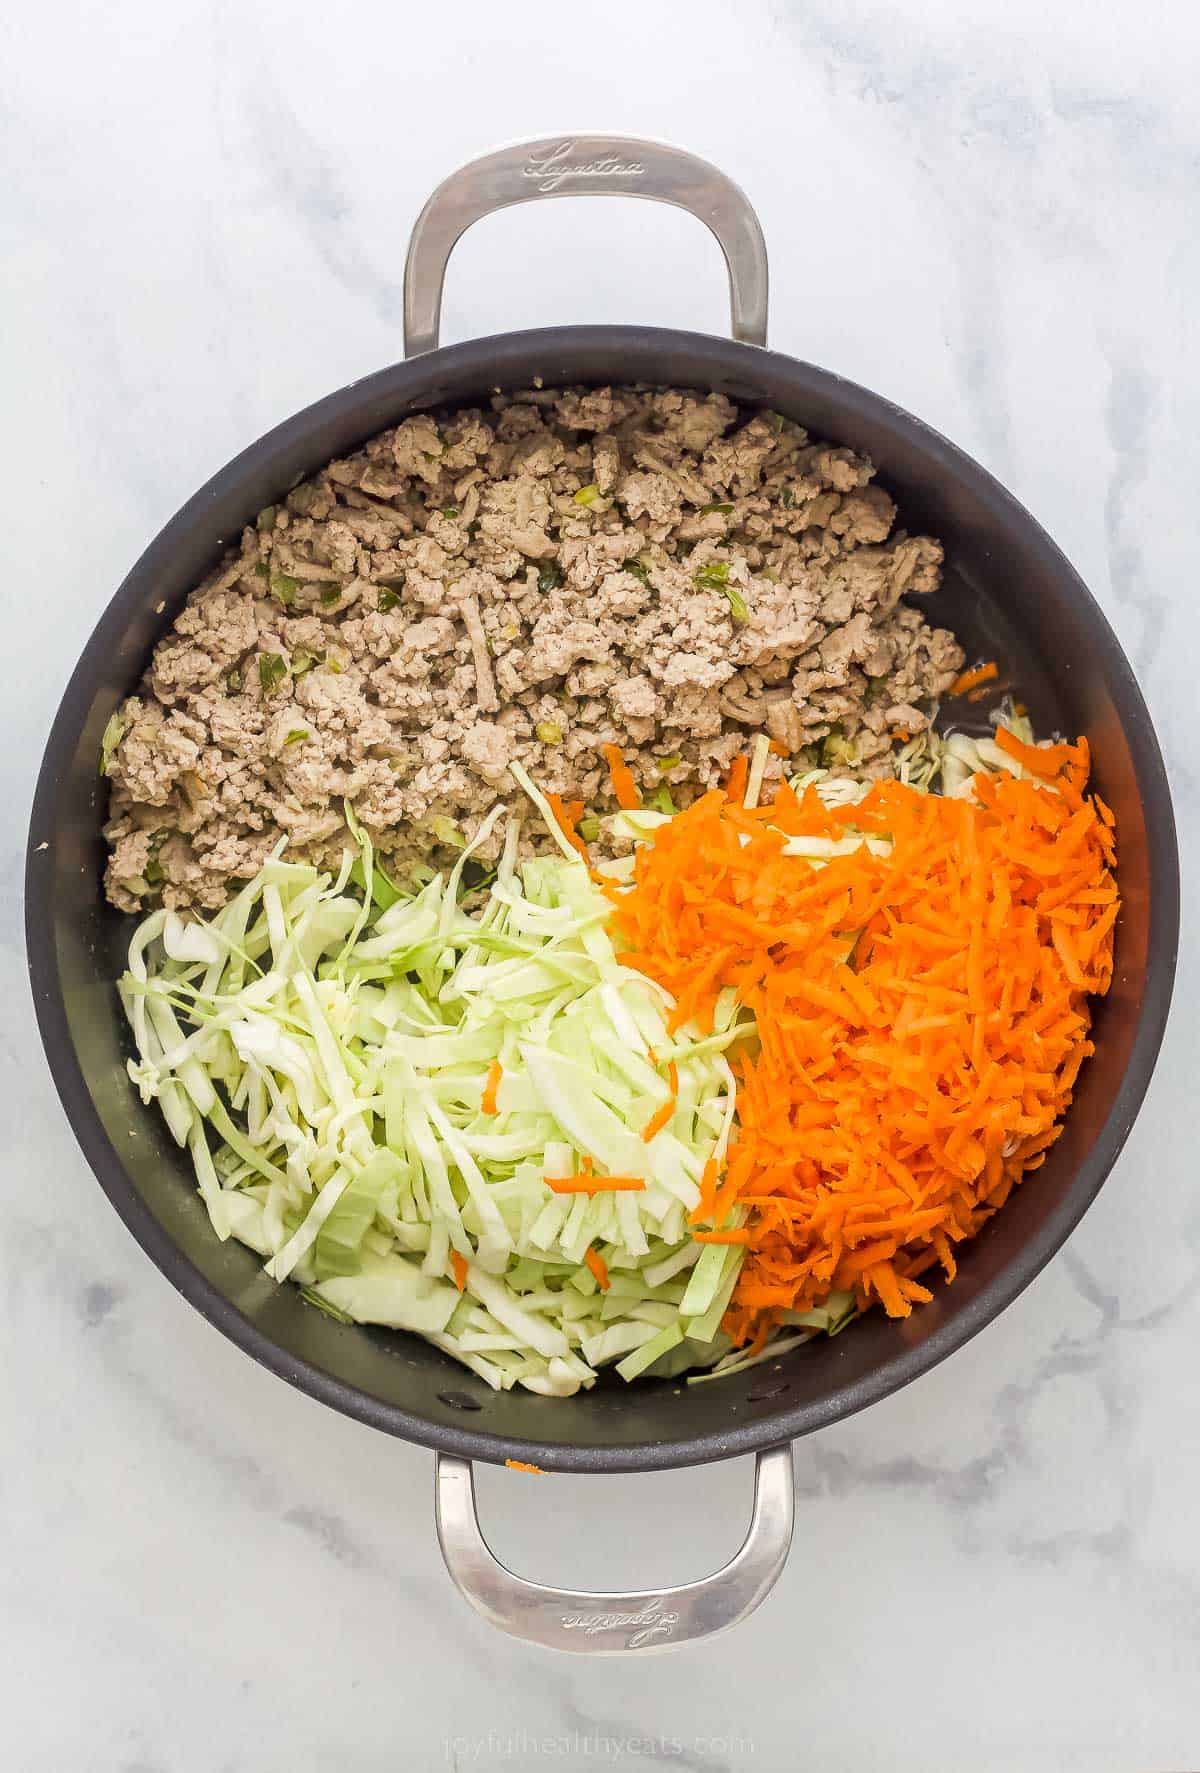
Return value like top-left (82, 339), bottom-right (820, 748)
top-left (545, 1174), bottom-right (646, 1194)
top-left (690, 1156), bottom-right (720, 1225)
top-left (505, 1459), bottom-right (545, 1474)
top-left (994, 726), bottom-right (1077, 779)
top-left (545, 792), bottom-right (589, 858)
top-left (641, 1098), bottom-right (675, 1143)
top-left (481, 1058), bottom-right (503, 1115)
top-left (948, 661), bottom-right (999, 697)
top-left (725, 754), bottom-right (749, 804)
top-left (602, 743), bottom-right (640, 810)
top-left (608, 740), bottom-right (1117, 1348)
top-left (451, 1251), bottom-right (469, 1292)
top-left (585, 1247), bottom-right (610, 1290)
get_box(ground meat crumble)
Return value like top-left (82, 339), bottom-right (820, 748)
top-left (103, 386), bottom-right (964, 912)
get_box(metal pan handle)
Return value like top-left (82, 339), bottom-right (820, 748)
top-left (434, 1443), bottom-right (793, 1654)
top-left (403, 133), bottom-right (769, 357)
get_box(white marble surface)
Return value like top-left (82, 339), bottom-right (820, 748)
top-left (4, 2), bottom-right (1199, 1767)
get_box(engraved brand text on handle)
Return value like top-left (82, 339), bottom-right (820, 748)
top-left (522, 140), bottom-right (648, 194)
top-left (559, 1600), bottom-right (679, 1649)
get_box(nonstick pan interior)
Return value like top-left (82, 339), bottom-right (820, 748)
top-left (27, 327), bottom-right (1178, 1472)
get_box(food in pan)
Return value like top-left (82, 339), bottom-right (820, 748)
top-left (108, 388), bottom-right (1118, 1394)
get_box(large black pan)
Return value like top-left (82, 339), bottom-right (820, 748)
top-left (27, 136), bottom-right (1178, 1653)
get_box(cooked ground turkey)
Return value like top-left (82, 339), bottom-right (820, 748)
top-left (103, 386), bottom-right (964, 912)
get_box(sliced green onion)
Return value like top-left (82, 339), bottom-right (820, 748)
top-left (430, 815), bottom-right (465, 849)
top-left (691, 561), bottom-right (749, 625)
top-left (693, 561), bottom-right (730, 590)
top-left (269, 572), bottom-right (300, 606)
top-left (821, 728), bottom-right (857, 767)
top-left (99, 709), bottom-right (128, 777)
top-left (258, 653), bottom-right (288, 696)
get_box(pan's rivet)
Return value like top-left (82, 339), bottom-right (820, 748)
top-left (438, 1389), bottom-right (483, 1412)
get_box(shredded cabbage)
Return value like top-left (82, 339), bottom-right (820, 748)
top-left (121, 822), bottom-right (749, 1395)
top-left (788, 702), bottom-right (1039, 807)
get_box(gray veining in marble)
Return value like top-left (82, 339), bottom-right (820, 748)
top-left (3, 1), bottom-right (1198, 1767)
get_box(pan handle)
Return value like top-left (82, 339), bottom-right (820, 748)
top-left (403, 133), bottom-right (769, 357)
top-left (434, 1443), bottom-right (793, 1654)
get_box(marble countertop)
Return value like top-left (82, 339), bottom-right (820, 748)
top-left (4, 1), bottom-right (1198, 1767)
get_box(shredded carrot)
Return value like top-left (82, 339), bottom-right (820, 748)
top-left (892, 729), bottom-right (911, 743)
top-left (585, 1247), bottom-right (610, 1290)
top-left (602, 743), bottom-right (640, 810)
top-left (609, 735), bottom-right (1116, 1346)
top-left (993, 726), bottom-right (1079, 780)
top-left (481, 1058), bottom-right (503, 1115)
top-left (451, 1251), bottom-right (469, 1292)
top-left (690, 1155), bottom-right (720, 1225)
top-left (546, 792), bottom-right (589, 858)
top-left (641, 1098), bottom-right (675, 1143)
top-left (544, 1173), bottom-right (646, 1194)
top-left (725, 754), bottom-right (749, 804)
top-left (948, 661), bottom-right (999, 697)
top-left (768, 738), bottom-right (791, 758)
top-left (505, 1459), bottom-right (545, 1474)
top-left (667, 1060), bottom-right (679, 1095)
